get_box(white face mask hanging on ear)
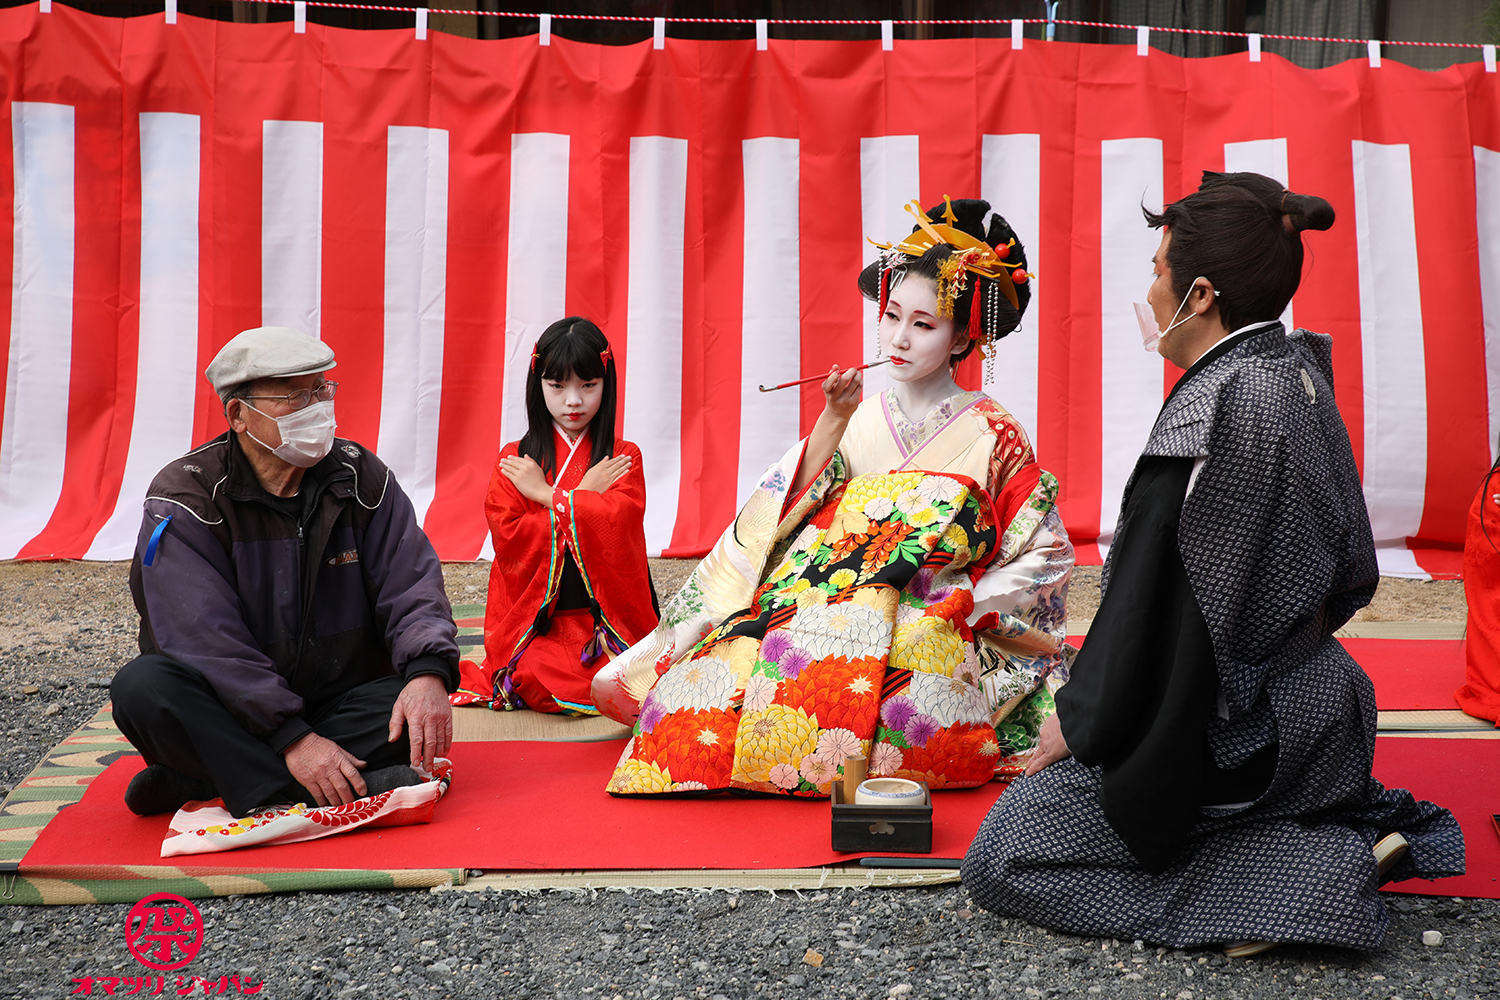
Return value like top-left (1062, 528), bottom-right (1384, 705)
top-left (1133, 276), bottom-right (1216, 353)
top-left (243, 400), bottom-right (338, 468)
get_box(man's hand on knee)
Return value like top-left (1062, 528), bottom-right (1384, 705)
top-left (283, 732), bottom-right (368, 806)
top-left (1023, 712), bottom-right (1072, 777)
top-left (389, 674), bottom-right (453, 772)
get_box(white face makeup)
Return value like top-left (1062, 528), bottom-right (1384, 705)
top-left (878, 276), bottom-right (966, 384)
top-left (541, 372), bottom-right (603, 439)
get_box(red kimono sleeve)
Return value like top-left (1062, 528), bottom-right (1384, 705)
top-left (549, 440), bottom-right (659, 652)
top-left (469, 443), bottom-right (560, 704)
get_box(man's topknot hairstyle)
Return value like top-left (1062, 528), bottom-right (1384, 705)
top-left (1144, 171), bottom-right (1335, 332)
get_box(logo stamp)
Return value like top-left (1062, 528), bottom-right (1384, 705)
top-left (124, 893), bottom-right (204, 972)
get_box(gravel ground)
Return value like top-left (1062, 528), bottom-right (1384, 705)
top-left (0, 559), bottom-right (1486, 1000)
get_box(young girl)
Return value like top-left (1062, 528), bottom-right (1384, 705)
top-left (598, 198), bottom-right (1075, 796)
top-left (459, 317), bottom-right (658, 714)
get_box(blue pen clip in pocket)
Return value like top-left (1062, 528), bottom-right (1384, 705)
top-left (143, 514), bottom-right (173, 567)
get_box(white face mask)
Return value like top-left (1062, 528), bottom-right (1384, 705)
top-left (244, 399), bottom-right (337, 468)
top-left (1133, 276), bottom-right (1216, 353)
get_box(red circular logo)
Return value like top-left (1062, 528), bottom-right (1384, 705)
top-left (124, 893), bottom-right (205, 971)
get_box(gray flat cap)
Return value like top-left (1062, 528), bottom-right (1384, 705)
top-left (206, 326), bottom-right (337, 401)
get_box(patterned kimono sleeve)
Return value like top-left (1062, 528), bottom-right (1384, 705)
top-left (591, 437), bottom-right (847, 725)
top-left (962, 402), bottom-right (1075, 731)
top-left (969, 472), bottom-right (1075, 717)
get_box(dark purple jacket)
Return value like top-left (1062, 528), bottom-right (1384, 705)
top-left (129, 432), bottom-right (460, 752)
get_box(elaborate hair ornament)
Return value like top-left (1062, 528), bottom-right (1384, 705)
top-left (869, 196), bottom-right (1027, 312)
top-left (869, 195), bottom-right (1034, 365)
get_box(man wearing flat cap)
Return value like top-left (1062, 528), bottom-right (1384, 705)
top-left (111, 326), bottom-right (460, 818)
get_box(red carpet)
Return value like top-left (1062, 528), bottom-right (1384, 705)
top-left (21, 741), bottom-right (1003, 873)
top-left (1344, 639), bottom-right (1465, 711)
top-left (1374, 736), bottom-right (1500, 899)
top-left (24, 738), bottom-right (1494, 899)
top-left (1068, 636), bottom-right (1466, 711)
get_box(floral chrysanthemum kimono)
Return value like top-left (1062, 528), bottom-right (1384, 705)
top-left (596, 389), bottom-right (1074, 796)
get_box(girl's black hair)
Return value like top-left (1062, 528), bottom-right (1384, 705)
top-left (519, 316), bottom-right (618, 477)
top-left (1143, 170), bottom-right (1336, 332)
top-left (856, 198), bottom-right (1031, 365)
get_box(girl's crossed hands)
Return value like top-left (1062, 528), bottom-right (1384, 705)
top-left (501, 451), bottom-right (632, 504)
top-left (579, 454), bottom-right (632, 493)
top-left (499, 455), bottom-right (553, 505)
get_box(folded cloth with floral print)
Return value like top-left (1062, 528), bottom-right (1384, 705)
top-left (607, 472), bottom-right (1003, 797)
top-left (160, 760), bottom-right (452, 857)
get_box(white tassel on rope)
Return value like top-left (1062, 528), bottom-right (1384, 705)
top-left (653, 16), bottom-right (664, 49)
top-left (1367, 39), bottom-right (1381, 68)
top-left (39, 0), bottom-right (51, 12)
top-left (1248, 33), bottom-right (1261, 62)
top-left (755, 19), bottom-right (767, 51)
top-left (539, 12), bottom-right (551, 46)
top-left (165, 0), bottom-right (177, 25)
top-left (1136, 25), bottom-right (1148, 57)
top-left (415, 7), bottom-right (428, 40)
top-left (1011, 18), bottom-right (1023, 49)
top-left (1485, 44), bottom-right (1496, 73)
top-left (881, 20), bottom-right (893, 51)
top-left (294, 0), bottom-right (306, 33)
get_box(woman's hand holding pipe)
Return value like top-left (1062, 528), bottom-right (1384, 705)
top-left (790, 366), bottom-right (862, 495)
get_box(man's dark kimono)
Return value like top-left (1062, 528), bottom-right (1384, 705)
top-left (962, 324), bottom-right (1463, 949)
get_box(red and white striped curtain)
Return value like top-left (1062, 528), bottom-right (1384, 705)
top-left (0, 5), bottom-right (1495, 577)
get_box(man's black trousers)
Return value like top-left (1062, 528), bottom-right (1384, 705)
top-left (111, 654), bottom-right (410, 817)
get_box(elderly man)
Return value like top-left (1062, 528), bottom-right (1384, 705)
top-left (111, 326), bottom-right (459, 818)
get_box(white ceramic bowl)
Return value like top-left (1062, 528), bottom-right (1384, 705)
top-left (854, 777), bottom-right (925, 807)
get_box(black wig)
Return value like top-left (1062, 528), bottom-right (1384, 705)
top-left (856, 198), bottom-right (1031, 365)
top-left (519, 316), bottom-right (618, 478)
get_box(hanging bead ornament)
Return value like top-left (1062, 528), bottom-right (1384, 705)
top-left (863, 196), bottom-right (1035, 388)
top-left (984, 277), bottom-right (999, 385)
top-left (876, 264), bottom-right (891, 357)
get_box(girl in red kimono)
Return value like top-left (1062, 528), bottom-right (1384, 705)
top-left (461, 317), bottom-right (658, 714)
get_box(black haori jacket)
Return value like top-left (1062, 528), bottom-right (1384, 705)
top-left (1058, 324), bottom-right (1463, 880)
top-left (129, 432), bottom-right (460, 753)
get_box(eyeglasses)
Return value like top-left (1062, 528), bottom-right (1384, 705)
top-left (240, 381), bottom-right (338, 411)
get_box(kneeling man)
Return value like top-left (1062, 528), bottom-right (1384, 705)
top-left (113, 326), bottom-right (459, 817)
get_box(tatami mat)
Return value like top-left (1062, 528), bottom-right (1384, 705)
top-left (453, 706), bottom-right (632, 743)
top-left (439, 867), bottom-right (963, 893)
top-left (1336, 621), bottom-right (1467, 639)
top-left (449, 599), bottom-right (634, 742)
top-left (1378, 710), bottom-right (1494, 732)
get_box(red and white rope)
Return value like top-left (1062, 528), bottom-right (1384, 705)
top-left (232, 2), bottom-right (1490, 51)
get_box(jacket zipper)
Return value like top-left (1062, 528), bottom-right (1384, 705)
top-left (242, 477), bottom-right (338, 690)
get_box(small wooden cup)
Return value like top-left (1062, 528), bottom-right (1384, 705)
top-left (841, 754), bottom-right (868, 803)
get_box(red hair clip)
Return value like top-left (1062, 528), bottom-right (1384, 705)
top-left (529, 345), bottom-right (540, 371)
top-left (600, 345), bottom-right (613, 368)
